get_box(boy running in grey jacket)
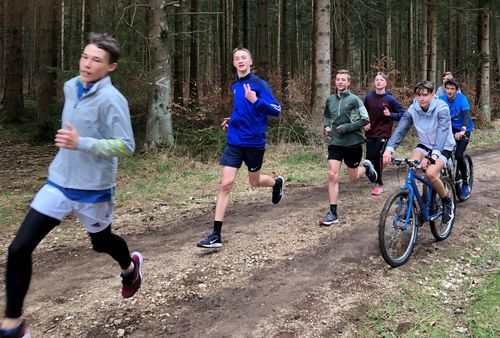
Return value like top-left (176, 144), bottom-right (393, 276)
top-left (0, 33), bottom-right (143, 338)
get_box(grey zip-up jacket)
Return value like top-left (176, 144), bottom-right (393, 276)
top-left (385, 97), bottom-right (455, 157)
top-left (48, 75), bottom-right (135, 190)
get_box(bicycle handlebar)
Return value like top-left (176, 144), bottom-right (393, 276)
top-left (391, 154), bottom-right (436, 167)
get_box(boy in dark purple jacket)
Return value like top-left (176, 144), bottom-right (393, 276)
top-left (363, 72), bottom-right (405, 195)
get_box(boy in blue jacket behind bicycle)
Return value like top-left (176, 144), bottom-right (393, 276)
top-left (439, 78), bottom-right (473, 200)
top-left (383, 80), bottom-right (456, 223)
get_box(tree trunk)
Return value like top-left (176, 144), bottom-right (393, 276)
top-left (37, 0), bottom-right (58, 137)
top-left (174, 0), bottom-right (185, 104)
top-left (420, 0), bottom-right (428, 80)
top-left (428, 0), bottom-right (437, 84)
top-left (0, 0), bottom-right (5, 90)
top-left (280, 0), bottom-right (288, 95)
top-left (232, 0), bottom-right (242, 48)
top-left (242, 0), bottom-right (249, 47)
top-left (144, 0), bottom-right (174, 150)
top-left (447, 0), bottom-right (454, 74)
top-left (189, 0), bottom-right (199, 104)
top-left (290, 0), bottom-right (297, 76)
top-left (479, 0), bottom-right (491, 121)
top-left (332, 0), bottom-right (344, 69)
top-left (2, 0), bottom-right (25, 123)
top-left (256, 0), bottom-right (269, 78)
top-left (385, 0), bottom-right (391, 58)
top-left (496, 7), bottom-right (500, 83)
top-left (218, 0), bottom-right (228, 97)
top-left (408, 0), bottom-right (414, 83)
top-left (311, 0), bottom-right (331, 123)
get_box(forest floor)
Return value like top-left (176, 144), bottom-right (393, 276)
top-left (0, 139), bottom-right (498, 337)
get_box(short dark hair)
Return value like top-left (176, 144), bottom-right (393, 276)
top-left (86, 32), bottom-right (122, 63)
top-left (414, 80), bottom-right (434, 94)
top-left (442, 71), bottom-right (453, 79)
top-left (444, 78), bottom-right (460, 90)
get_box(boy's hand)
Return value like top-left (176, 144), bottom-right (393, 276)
top-left (382, 151), bottom-right (392, 164)
top-left (243, 83), bottom-right (257, 104)
top-left (221, 117), bottom-right (230, 130)
top-left (55, 122), bottom-right (80, 149)
top-left (336, 124), bottom-right (347, 134)
top-left (383, 107), bottom-right (391, 116)
top-left (324, 126), bottom-right (331, 136)
top-left (364, 123), bottom-right (371, 131)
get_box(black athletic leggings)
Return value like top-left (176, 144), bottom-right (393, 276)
top-left (5, 208), bottom-right (131, 318)
top-left (365, 137), bottom-right (387, 186)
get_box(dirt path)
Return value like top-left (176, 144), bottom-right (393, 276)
top-left (0, 146), bottom-right (498, 337)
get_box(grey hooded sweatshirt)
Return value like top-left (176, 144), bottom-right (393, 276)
top-left (385, 97), bottom-right (455, 158)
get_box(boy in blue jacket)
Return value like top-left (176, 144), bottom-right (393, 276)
top-left (197, 48), bottom-right (283, 249)
top-left (0, 33), bottom-right (142, 338)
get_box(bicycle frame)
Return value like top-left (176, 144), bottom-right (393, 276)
top-left (398, 161), bottom-right (443, 229)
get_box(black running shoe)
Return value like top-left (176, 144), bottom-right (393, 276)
top-left (197, 232), bottom-right (223, 248)
top-left (363, 160), bottom-right (378, 183)
top-left (442, 197), bottom-right (454, 223)
top-left (272, 176), bottom-right (285, 204)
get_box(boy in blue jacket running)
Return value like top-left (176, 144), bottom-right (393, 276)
top-left (197, 48), bottom-right (283, 249)
top-left (0, 33), bottom-right (142, 338)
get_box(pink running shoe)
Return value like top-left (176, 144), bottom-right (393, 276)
top-left (371, 185), bottom-right (384, 196)
top-left (121, 251), bottom-right (143, 298)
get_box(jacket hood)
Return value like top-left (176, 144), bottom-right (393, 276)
top-left (412, 97), bottom-right (447, 117)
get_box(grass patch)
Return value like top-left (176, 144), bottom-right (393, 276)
top-left (362, 219), bottom-right (499, 337)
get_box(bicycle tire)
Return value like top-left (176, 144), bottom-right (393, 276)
top-left (430, 176), bottom-right (456, 241)
top-left (378, 190), bottom-right (418, 267)
top-left (455, 154), bottom-right (474, 202)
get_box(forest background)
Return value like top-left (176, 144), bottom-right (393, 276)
top-left (0, 2), bottom-right (499, 335)
top-left (1, 0), bottom-right (499, 155)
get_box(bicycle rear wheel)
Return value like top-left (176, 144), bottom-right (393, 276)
top-left (378, 190), bottom-right (418, 267)
top-left (455, 154), bottom-right (474, 201)
top-left (430, 176), bottom-right (456, 240)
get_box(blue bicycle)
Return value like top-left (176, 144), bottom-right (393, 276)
top-left (378, 157), bottom-right (457, 267)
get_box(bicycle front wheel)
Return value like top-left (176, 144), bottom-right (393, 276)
top-left (430, 176), bottom-right (456, 240)
top-left (455, 154), bottom-right (474, 201)
top-left (378, 190), bottom-right (418, 267)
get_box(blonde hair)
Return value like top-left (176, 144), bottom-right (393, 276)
top-left (376, 72), bottom-right (388, 80)
top-left (336, 69), bottom-right (351, 81)
top-left (232, 47), bottom-right (252, 59)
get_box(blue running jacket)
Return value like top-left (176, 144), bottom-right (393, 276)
top-left (226, 73), bottom-right (281, 148)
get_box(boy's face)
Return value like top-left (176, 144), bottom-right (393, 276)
top-left (233, 50), bottom-right (252, 75)
top-left (416, 89), bottom-right (433, 110)
top-left (79, 44), bottom-right (117, 84)
top-left (335, 74), bottom-right (351, 92)
top-left (374, 75), bottom-right (387, 90)
top-left (442, 74), bottom-right (452, 84)
top-left (445, 84), bottom-right (458, 100)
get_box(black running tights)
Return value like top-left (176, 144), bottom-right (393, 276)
top-left (365, 137), bottom-right (387, 186)
top-left (5, 208), bottom-right (131, 318)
